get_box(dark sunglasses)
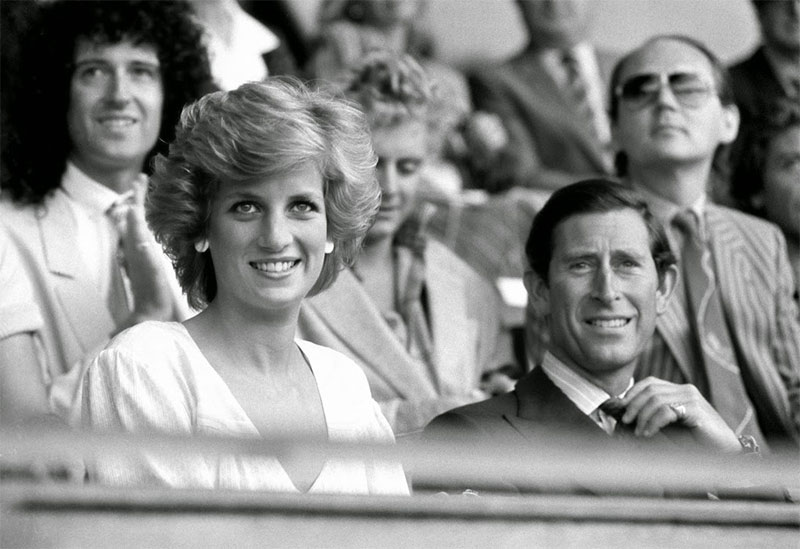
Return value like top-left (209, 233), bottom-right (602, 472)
top-left (615, 72), bottom-right (716, 109)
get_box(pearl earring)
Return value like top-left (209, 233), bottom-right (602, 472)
top-left (194, 239), bottom-right (209, 253)
top-left (324, 241), bottom-right (334, 254)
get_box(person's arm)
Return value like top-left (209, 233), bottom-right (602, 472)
top-left (0, 228), bottom-right (51, 424)
top-left (0, 333), bottom-right (50, 424)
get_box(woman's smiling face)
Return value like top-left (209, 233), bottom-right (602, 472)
top-left (206, 162), bottom-right (329, 313)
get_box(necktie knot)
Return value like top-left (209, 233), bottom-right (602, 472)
top-left (599, 397), bottom-right (626, 422)
top-left (561, 49), bottom-right (585, 93)
top-left (672, 209), bottom-right (700, 235)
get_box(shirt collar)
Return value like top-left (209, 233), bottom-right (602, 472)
top-left (61, 161), bottom-right (140, 215)
top-left (539, 351), bottom-right (633, 417)
top-left (61, 162), bottom-right (125, 215)
top-left (635, 184), bottom-right (706, 233)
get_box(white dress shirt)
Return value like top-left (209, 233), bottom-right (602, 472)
top-left (539, 351), bottom-right (633, 434)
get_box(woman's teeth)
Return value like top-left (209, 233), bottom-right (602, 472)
top-left (251, 260), bottom-right (297, 273)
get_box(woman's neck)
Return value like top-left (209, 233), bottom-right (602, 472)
top-left (186, 298), bottom-right (299, 375)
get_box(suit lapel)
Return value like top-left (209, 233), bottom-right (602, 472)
top-left (654, 279), bottom-right (696, 382)
top-left (508, 54), bottom-right (609, 170)
top-left (38, 195), bottom-right (116, 353)
top-left (503, 367), bottom-right (603, 441)
top-left (302, 269), bottom-right (438, 398)
top-left (704, 206), bottom-right (750, 343)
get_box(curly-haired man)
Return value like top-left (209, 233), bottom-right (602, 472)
top-left (0, 0), bottom-right (214, 421)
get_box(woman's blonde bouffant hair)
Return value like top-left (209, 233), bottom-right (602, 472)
top-left (147, 78), bottom-right (380, 309)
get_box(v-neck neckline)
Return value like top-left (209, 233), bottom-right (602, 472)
top-left (174, 323), bottom-right (330, 493)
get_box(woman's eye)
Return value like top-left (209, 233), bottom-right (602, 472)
top-left (291, 201), bottom-right (319, 214)
top-left (232, 202), bottom-right (259, 215)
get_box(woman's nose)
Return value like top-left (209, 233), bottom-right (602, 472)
top-left (257, 213), bottom-right (292, 250)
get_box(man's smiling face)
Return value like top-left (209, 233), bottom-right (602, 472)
top-left (529, 208), bottom-right (673, 381)
top-left (67, 39), bottom-right (163, 177)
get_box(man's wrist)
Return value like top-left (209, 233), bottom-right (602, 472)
top-left (737, 435), bottom-right (761, 457)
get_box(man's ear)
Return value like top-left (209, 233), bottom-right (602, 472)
top-left (719, 103), bottom-right (740, 145)
top-left (523, 269), bottom-right (550, 317)
top-left (655, 264), bottom-right (679, 315)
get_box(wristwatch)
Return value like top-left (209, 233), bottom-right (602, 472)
top-left (738, 435), bottom-right (761, 457)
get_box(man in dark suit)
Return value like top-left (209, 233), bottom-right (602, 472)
top-left (425, 180), bottom-right (747, 476)
top-left (609, 35), bottom-right (800, 451)
top-left (728, 0), bottom-right (800, 204)
top-left (468, 0), bottom-right (616, 194)
top-left (730, 0), bottom-right (800, 135)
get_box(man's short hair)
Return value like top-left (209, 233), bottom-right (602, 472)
top-left (525, 179), bottom-right (676, 285)
top-left (3, 0), bottom-right (213, 205)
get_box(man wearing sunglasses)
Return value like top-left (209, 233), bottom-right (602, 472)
top-left (609, 35), bottom-right (800, 453)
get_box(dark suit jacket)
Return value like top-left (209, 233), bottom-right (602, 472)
top-left (468, 47), bottom-right (617, 192)
top-left (728, 46), bottom-right (793, 183)
top-left (729, 46), bottom-right (789, 127)
top-left (422, 367), bottom-right (683, 494)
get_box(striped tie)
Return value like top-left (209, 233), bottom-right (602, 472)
top-left (672, 210), bottom-right (765, 444)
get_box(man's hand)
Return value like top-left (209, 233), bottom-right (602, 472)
top-left (617, 377), bottom-right (742, 453)
top-left (114, 178), bottom-right (173, 331)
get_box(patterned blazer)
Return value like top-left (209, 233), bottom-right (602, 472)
top-left (636, 204), bottom-right (800, 447)
top-left (468, 47), bottom-right (617, 192)
top-left (297, 239), bottom-right (513, 437)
